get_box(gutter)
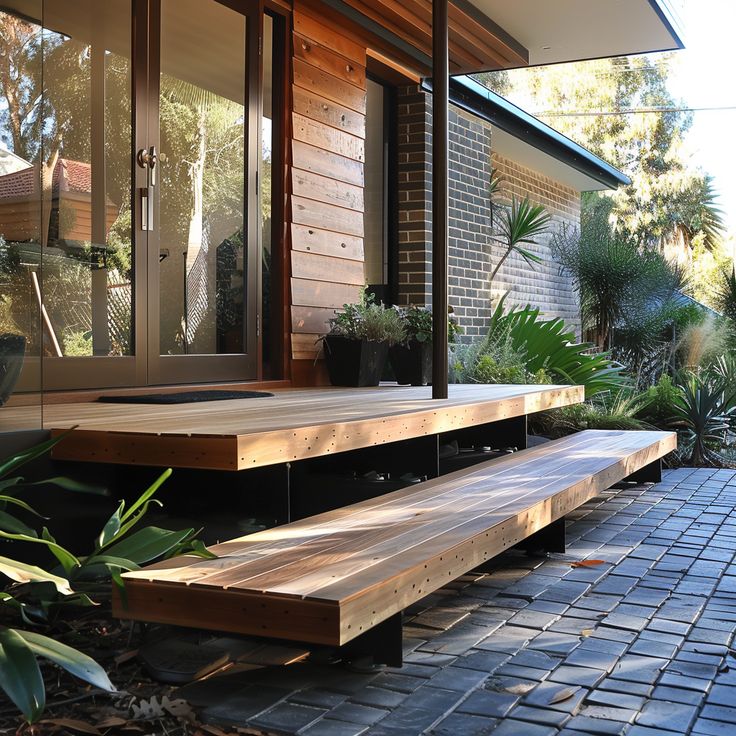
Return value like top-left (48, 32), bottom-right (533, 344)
top-left (422, 75), bottom-right (631, 191)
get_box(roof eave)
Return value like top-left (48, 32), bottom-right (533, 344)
top-left (434, 75), bottom-right (631, 191)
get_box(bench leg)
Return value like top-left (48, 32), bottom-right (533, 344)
top-left (519, 517), bottom-right (566, 554)
top-left (625, 458), bottom-right (662, 484)
top-left (340, 612), bottom-right (404, 668)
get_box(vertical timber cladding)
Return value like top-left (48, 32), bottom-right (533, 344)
top-left (289, 5), bottom-right (368, 362)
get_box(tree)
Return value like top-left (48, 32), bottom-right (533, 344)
top-left (478, 56), bottom-right (726, 255)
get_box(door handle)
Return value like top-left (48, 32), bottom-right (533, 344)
top-left (140, 187), bottom-right (152, 231)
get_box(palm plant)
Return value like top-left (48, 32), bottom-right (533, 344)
top-left (490, 197), bottom-right (551, 285)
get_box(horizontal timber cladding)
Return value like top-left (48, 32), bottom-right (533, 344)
top-left (291, 224), bottom-right (364, 261)
top-left (290, 3), bottom-right (368, 363)
top-left (291, 250), bottom-right (365, 286)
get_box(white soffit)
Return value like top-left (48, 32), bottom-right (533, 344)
top-left (492, 127), bottom-right (610, 193)
top-left (465, 0), bottom-right (682, 67)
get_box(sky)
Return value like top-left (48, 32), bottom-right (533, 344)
top-left (661, 0), bottom-right (736, 234)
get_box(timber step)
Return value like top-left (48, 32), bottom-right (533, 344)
top-left (114, 429), bottom-right (676, 664)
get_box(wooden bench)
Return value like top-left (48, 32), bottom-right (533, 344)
top-left (114, 429), bottom-right (676, 665)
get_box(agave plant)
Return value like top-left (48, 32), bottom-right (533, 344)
top-left (669, 371), bottom-right (736, 467)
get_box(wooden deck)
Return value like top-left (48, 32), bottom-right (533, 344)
top-left (115, 429), bottom-right (677, 645)
top-left (43, 384), bottom-right (584, 470)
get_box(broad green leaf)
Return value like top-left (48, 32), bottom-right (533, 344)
top-left (0, 510), bottom-right (38, 537)
top-left (0, 495), bottom-right (45, 518)
top-left (29, 477), bottom-right (108, 496)
top-left (18, 630), bottom-right (116, 693)
top-left (97, 500), bottom-right (124, 550)
top-left (119, 469), bottom-right (172, 524)
top-left (41, 528), bottom-right (79, 575)
top-left (0, 628), bottom-right (45, 723)
top-left (0, 530), bottom-right (80, 573)
top-left (0, 556), bottom-right (74, 595)
top-left (0, 430), bottom-right (75, 480)
top-left (103, 526), bottom-right (194, 565)
top-left (185, 539), bottom-right (217, 559)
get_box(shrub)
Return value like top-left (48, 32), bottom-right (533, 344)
top-left (398, 305), bottom-right (462, 345)
top-left (532, 390), bottom-right (653, 438)
top-left (327, 290), bottom-right (406, 345)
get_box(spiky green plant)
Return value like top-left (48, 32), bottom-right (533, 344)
top-left (491, 197), bottom-right (551, 284)
top-left (479, 295), bottom-right (628, 398)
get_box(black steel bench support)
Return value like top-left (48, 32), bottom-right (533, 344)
top-left (339, 612), bottom-right (404, 668)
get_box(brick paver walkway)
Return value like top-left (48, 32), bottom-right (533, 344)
top-left (179, 467), bottom-right (736, 735)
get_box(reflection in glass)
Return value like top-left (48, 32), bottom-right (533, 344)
top-left (159, 0), bottom-right (246, 356)
top-left (40, 0), bottom-right (133, 358)
top-left (262, 14), bottom-right (273, 369)
top-left (0, 3), bottom-right (43, 427)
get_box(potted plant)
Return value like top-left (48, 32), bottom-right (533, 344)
top-left (0, 333), bottom-right (26, 406)
top-left (321, 290), bottom-right (406, 387)
top-left (389, 306), bottom-right (462, 386)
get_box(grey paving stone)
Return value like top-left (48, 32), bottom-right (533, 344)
top-left (301, 719), bottom-right (369, 736)
top-left (701, 702), bottom-right (736, 723)
top-left (585, 689), bottom-right (646, 710)
top-left (199, 685), bottom-right (292, 724)
top-left (597, 678), bottom-right (654, 698)
top-left (325, 703), bottom-right (391, 726)
top-left (509, 704), bottom-right (570, 728)
top-left (289, 689), bottom-right (348, 708)
top-left (549, 664), bottom-right (606, 688)
top-left (428, 712), bottom-right (497, 736)
top-left (563, 715), bottom-right (628, 734)
top-left (400, 685), bottom-right (464, 713)
top-left (636, 699), bottom-right (699, 732)
top-left (577, 636), bottom-right (629, 657)
top-left (457, 689), bottom-right (519, 718)
top-left (369, 705), bottom-right (441, 733)
top-left (628, 637), bottom-right (679, 659)
top-left (691, 717), bottom-right (736, 735)
top-left (350, 687), bottom-right (407, 710)
top-left (453, 649), bottom-right (509, 672)
top-left (706, 683), bottom-right (736, 706)
top-left (523, 681), bottom-right (587, 713)
top-left (565, 647), bottom-right (619, 672)
top-left (578, 705), bottom-right (637, 723)
top-left (651, 684), bottom-right (705, 706)
top-left (507, 608), bottom-right (560, 630)
top-left (626, 727), bottom-right (683, 736)
top-left (371, 673), bottom-right (425, 694)
top-left (609, 655), bottom-right (668, 684)
top-left (249, 703), bottom-right (326, 733)
top-left (488, 718), bottom-right (558, 736)
top-left (658, 672), bottom-right (713, 694)
top-left (475, 625), bottom-right (536, 653)
top-left (426, 665), bottom-right (489, 693)
top-left (527, 631), bottom-right (582, 655)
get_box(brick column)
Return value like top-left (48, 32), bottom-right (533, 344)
top-left (397, 85), bottom-right (432, 307)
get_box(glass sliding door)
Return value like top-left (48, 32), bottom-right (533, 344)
top-left (0, 0), bottom-right (262, 392)
top-left (147, 0), bottom-right (259, 384)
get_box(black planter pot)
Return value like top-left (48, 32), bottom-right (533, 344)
top-left (389, 340), bottom-right (432, 386)
top-left (323, 335), bottom-right (389, 387)
top-left (0, 333), bottom-right (25, 406)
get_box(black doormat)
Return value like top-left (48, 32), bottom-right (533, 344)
top-left (97, 390), bottom-right (274, 404)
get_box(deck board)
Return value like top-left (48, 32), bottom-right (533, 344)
top-left (116, 429), bottom-right (677, 644)
top-left (43, 383), bottom-right (584, 470)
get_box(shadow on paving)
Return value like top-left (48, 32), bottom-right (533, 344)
top-left (163, 467), bottom-right (736, 736)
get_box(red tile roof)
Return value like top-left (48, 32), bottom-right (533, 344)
top-left (0, 159), bottom-right (93, 200)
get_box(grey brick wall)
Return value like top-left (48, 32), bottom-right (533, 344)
top-left (395, 86), bottom-right (581, 340)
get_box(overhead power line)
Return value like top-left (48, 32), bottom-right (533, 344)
top-left (539, 105), bottom-right (736, 117)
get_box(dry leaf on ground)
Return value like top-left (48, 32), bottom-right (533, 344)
top-left (548, 686), bottom-right (581, 704)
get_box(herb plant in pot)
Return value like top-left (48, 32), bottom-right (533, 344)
top-left (390, 306), bottom-right (461, 386)
top-left (322, 291), bottom-right (406, 387)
